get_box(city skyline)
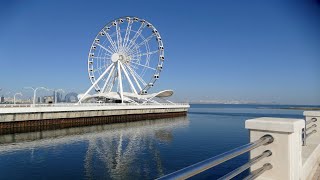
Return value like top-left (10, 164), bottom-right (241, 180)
top-left (0, 90), bottom-right (78, 103)
top-left (0, 0), bottom-right (320, 105)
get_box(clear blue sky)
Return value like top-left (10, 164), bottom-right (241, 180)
top-left (0, 0), bottom-right (319, 105)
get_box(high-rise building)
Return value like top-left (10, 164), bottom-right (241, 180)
top-left (57, 92), bottom-right (63, 102)
top-left (53, 91), bottom-right (56, 103)
top-left (0, 96), bottom-right (4, 103)
top-left (37, 97), bottom-right (43, 103)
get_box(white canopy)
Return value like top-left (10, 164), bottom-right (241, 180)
top-left (78, 90), bottom-right (174, 103)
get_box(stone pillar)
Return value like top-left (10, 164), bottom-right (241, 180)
top-left (303, 111), bottom-right (320, 144)
top-left (245, 117), bottom-right (305, 180)
top-left (302, 111), bottom-right (320, 180)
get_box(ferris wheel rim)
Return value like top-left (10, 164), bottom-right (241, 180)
top-left (87, 16), bottom-right (164, 95)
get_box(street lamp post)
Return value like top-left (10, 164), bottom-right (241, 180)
top-left (14, 92), bottom-right (23, 104)
top-left (24, 87), bottom-right (48, 106)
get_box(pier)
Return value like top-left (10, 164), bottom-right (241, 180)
top-left (0, 103), bottom-right (189, 134)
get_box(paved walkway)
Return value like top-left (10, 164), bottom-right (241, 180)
top-left (313, 165), bottom-right (320, 180)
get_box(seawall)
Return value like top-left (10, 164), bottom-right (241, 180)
top-left (0, 103), bottom-right (189, 134)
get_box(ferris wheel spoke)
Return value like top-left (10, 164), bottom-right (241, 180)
top-left (130, 50), bottom-right (159, 59)
top-left (92, 56), bottom-right (111, 60)
top-left (124, 34), bottom-right (152, 56)
top-left (123, 64), bottom-right (142, 91)
top-left (125, 39), bottom-right (142, 56)
top-left (130, 58), bottom-right (142, 64)
top-left (106, 70), bottom-right (117, 93)
top-left (136, 34), bottom-right (154, 48)
top-left (106, 45), bottom-right (116, 54)
top-left (126, 23), bottom-right (146, 50)
top-left (95, 43), bottom-right (114, 55)
top-left (104, 30), bottom-right (118, 52)
top-left (142, 44), bottom-right (152, 76)
top-left (123, 38), bottom-right (137, 56)
top-left (93, 66), bottom-right (107, 73)
top-left (123, 20), bottom-right (133, 48)
top-left (130, 61), bottom-right (156, 70)
top-left (119, 61), bottom-right (138, 94)
top-left (125, 45), bottom-right (139, 57)
top-left (101, 65), bottom-right (116, 93)
top-left (126, 64), bottom-right (147, 86)
top-left (116, 23), bottom-right (123, 52)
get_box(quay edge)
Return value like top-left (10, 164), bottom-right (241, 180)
top-left (0, 103), bottom-right (189, 135)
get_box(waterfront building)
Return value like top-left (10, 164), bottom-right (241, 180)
top-left (21, 98), bottom-right (32, 104)
top-left (43, 96), bottom-right (54, 104)
top-left (56, 92), bottom-right (63, 102)
top-left (37, 97), bottom-right (43, 103)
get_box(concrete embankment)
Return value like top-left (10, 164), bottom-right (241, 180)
top-left (0, 104), bottom-right (189, 134)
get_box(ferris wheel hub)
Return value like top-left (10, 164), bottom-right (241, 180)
top-left (111, 53), bottom-right (122, 62)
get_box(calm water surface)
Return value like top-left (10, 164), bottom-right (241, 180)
top-left (0, 104), bottom-right (307, 179)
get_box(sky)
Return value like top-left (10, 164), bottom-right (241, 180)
top-left (0, 0), bottom-right (319, 105)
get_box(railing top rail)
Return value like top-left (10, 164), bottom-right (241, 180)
top-left (217, 150), bottom-right (272, 180)
top-left (157, 135), bottom-right (273, 180)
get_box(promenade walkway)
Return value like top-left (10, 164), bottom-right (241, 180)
top-left (313, 166), bottom-right (320, 180)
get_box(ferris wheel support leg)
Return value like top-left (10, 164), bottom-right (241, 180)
top-left (161, 98), bottom-right (175, 105)
top-left (78, 63), bottom-right (114, 104)
top-left (119, 61), bottom-right (138, 94)
top-left (125, 64), bottom-right (147, 90)
top-left (148, 99), bottom-right (160, 105)
top-left (124, 64), bottom-right (142, 92)
top-left (126, 98), bottom-right (139, 105)
top-left (101, 66), bottom-right (115, 93)
top-left (141, 95), bottom-right (160, 105)
top-left (117, 61), bottom-right (124, 103)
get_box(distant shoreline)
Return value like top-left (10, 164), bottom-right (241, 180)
top-left (276, 107), bottom-right (320, 111)
top-left (189, 103), bottom-right (320, 111)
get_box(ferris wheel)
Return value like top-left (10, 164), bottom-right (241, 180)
top-left (78, 16), bottom-right (173, 104)
top-left (90, 16), bottom-right (163, 92)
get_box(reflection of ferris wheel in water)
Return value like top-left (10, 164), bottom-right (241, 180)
top-left (78, 17), bottom-right (173, 104)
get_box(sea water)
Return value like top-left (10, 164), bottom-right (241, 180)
top-left (0, 104), bottom-right (309, 179)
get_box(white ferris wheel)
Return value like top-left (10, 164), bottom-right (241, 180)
top-left (78, 16), bottom-right (173, 104)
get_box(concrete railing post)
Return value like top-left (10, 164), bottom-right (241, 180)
top-left (303, 111), bottom-right (320, 143)
top-left (245, 117), bottom-right (305, 180)
top-left (302, 111), bottom-right (320, 180)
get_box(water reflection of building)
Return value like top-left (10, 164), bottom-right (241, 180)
top-left (0, 117), bottom-right (189, 179)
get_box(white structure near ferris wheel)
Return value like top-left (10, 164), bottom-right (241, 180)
top-left (78, 16), bottom-right (173, 104)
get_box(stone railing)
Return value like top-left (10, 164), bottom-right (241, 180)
top-left (243, 111), bottom-right (320, 180)
top-left (246, 117), bottom-right (304, 179)
top-left (159, 110), bottom-right (320, 180)
top-left (302, 111), bottom-right (320, 180)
